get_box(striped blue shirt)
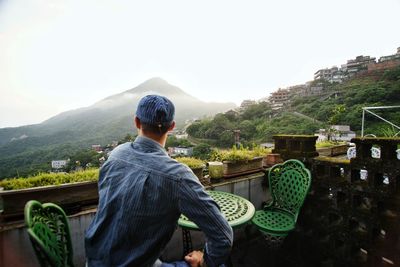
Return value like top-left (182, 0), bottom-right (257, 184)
top-left (85, 135), bottom-right (233, 267)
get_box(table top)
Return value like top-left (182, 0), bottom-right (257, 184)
top-left (178, 190), bottom-right (255, 230)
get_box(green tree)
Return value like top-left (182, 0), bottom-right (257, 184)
top-left (193, 143), bottom-right (213, 160)
top-left (66, 149), bottom-right (102, 171)
top-left (165, 136), bottom-right (192, 149)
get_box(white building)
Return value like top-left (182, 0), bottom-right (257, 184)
top-left (51, 160), bottom-right (68, 169)
top-left (168, 147), bottom-right (194, 157)
top-left (315, 125), bottom-right (356, 142)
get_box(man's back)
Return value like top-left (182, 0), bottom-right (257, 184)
top-left (85, 136), bottom-right (233, 266)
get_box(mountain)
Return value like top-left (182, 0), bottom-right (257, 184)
top-left (0, 78), bottom-right (236, 179)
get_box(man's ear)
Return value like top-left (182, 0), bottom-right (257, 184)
top-left (168, 121), bottom-right (175, 131)
top-left (134, 116), bottom-right (141, 129)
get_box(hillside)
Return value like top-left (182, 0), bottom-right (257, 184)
top-left (187, 67), bottom-right (400, 147)
top-left (290, 67), bottom-right (400, 134)
top-left (0, 78), bottom-right (235, 179)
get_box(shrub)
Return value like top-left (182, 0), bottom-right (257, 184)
top-left (210, 146), bottom-right (263, 162)
top-left (175, 157), bottom-right (205, 169)
top-left (316, 140), bottom-right (346, 148)
top-left (0, 169), bottom-right (99, 190)
top-left (250, 146), bottom-right (271, 157)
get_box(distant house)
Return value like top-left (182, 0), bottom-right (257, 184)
top-left (168, 147), bottom-right (194, 157)
top-left (99, 156), bottom-right (106, 165)
top-left (343, 55), bottom-right (376, 77)
top-left (288, 84), bottom-right (308, 98)
top-left (51, 160), bottom-right (68, 170)
top-left (367, 47), bottom-right (400, 72)
top-left (175, 133), bottom-right (189, 139)
top-left (111, 141), bottom-right (119, 148)
top-left (314, 66), bottom-right (344, 83)
top-left (91, 144), bottom-right (102, 152)
top-left (269, 88), bottom-right (290, 110)
top-left (260, 143), bottom-right (274, 148)
top-left (315, 125), bottom-right (356, 142)
top-left (240, 100), bottom-right (257, 109)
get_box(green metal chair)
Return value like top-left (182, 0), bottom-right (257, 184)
top-left (252, 159), bottom-right (311, 238)
top-left (24, 200), bottom-right (74, 267)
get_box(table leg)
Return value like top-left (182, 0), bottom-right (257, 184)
top-left (182, 229), bottom-right (193, 257)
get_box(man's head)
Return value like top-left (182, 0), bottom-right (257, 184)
top-left (135, 95), bottom-right (175, 138)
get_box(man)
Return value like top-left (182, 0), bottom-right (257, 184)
top-left (85, 95), bottom-right (233, 267)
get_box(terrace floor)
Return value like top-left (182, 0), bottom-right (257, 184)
top-left (162, 225), bottom-right (308, 267)
top-left (229, 229), bottom-right (305, 267)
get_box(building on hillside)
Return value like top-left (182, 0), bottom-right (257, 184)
top-left (51, 160), bottom-right (68, 170)
top-left (91, 144), bottom-right (102, 152)
top-left (315, 125), bottom-right (356, 142)
top-left (314, 66), bottom-right (343, 83)
top-left (168, 146), bottom-right (194, 157)
top-left (111, 141), bottom-right (119, 148)
top-left (331, 70), bottom-right (345, 83)
top-left (378, 47), bottom-right (400, 62)
top-left (99, 156), bottom-right (106, 165)
top-left (367, 47), bottom-right (400, 72)
top-left (300, 81), bottom-right (325, 96)
top-left (175, 133), bottom-right (189, 139)
top-left (344, 55), bottom-right (376, 77)
top-left (288, 84), bottom-right (308, 98)
top-left (260, 142), bottom-right (274, 148)
top-left (240, 100), bottom-right (256, 109)
top-left (269, 88), bottom-right (290, 110)
top-left (368, 59), bottom-right (400, 72)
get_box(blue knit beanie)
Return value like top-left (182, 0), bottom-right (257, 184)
top-left (136, 95), bottom-right (175, 126)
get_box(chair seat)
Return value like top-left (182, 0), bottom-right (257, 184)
top-left (251, 209), bottom-right (295, 234)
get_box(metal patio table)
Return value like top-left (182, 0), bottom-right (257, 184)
top-left (178, 190), bottom-right (255, 256)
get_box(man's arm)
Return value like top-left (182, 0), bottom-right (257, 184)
top-left (178, 173), bottom-right (233, 267)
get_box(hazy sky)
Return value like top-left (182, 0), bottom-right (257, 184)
top-left (1, 0), bottom-right (399, 128)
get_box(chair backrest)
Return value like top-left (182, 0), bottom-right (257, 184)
top-left (268, 159), bottom-right (311, 218)
top-left (24, 200), bottom-right (74, 267)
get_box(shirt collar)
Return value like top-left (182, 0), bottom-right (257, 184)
top-left (133, 135), bottom-right (167, 153)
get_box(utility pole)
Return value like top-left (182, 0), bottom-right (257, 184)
top-left (233, 130), bottom-right (241, 148)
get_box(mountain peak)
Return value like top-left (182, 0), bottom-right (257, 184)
top-left (143, 77), bottom-right (168, 84)
top-left (128, 77), bottom-right (184, 95)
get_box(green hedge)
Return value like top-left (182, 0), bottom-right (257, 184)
top-left (0, 169), bottom-right (99, 190)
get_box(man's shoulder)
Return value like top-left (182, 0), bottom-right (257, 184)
top-left (113, 142), bottom-right (132, 152)
top-left (161, 157), bottom-right (194, 178)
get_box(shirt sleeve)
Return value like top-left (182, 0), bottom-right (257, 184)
top-left (178, 171), bottom-right (233, 267)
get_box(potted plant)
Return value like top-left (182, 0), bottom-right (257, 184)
top-left (211, 147), bottom-right (264, 178)
top-left (250, 146), bottom-right (274, 167)
top-left (0, 169), bottom-right (99, 220)
top-left (207, 162), bottom-right (224, 180)
top-left (175, 157), bottom-right (206, 182)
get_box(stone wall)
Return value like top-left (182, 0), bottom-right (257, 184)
top-left (301, 137), bottom-right (400, 266)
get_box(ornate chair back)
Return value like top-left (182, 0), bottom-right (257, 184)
top-left (24, 200), bottom-right (74, 267)
top-left (268, 159), bottom-right (311, 219)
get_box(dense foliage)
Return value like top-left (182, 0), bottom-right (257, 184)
top-left (192, 143), bottom-right (213, 160)
top-left (0, 133), bottom-right (130, 180)
top-left (0, 169), bottom-right (99, 190)
top-left (165, 135), bottom-right (192, 149)
top-left (187, 107), bottom-right (323, 147)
